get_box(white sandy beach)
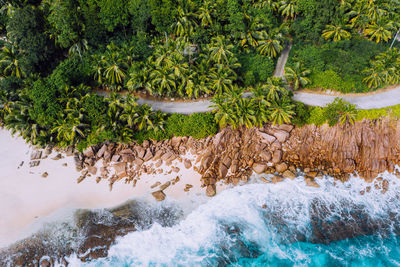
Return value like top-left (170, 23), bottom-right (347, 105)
top-left (0, 129), bottom-right (227, 248)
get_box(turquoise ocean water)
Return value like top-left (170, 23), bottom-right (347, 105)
top-left (66, 174), bottom-right (400, 267)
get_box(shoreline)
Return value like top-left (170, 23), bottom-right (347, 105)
top-left (2, 116), bottom-right (400, 250)
top-left (0, 129), bottom-right (226, 248)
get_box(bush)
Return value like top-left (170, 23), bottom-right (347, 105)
top-left (166, 112), bottom-right (218, 139)
top-left (292, 101), bottom-right (311, 126)
top-left (133, 112), bottom-right (218, 143)
top-left (323, 98), bottom-right (357, 126)
top-left (49, 56), bottom-right (91, 88)
top-left (306, 106), bottom-right (326, 126)
top-left (238, 52), bottom-right (275, 85)
top-left (28, 79), bottom-right (62, 127)
top-left (0, 77), bottom-right (23, 103)
top-left (82, 94), bottom-right (108, 126)
top-left (288, 39), bottom-right (386, 93)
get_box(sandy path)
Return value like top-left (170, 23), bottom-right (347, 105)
top-left (293, 86), bottom-right (400, 109)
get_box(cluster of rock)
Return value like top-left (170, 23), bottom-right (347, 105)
top-left (72, 137), bottom-right (203, 195)
top-left (30, 118), bottom-right (400, 199)
top-left (283, 117), bottom-right (400, 182)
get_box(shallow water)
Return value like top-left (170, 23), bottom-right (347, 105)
top-left (59, 173), bottom-right (400, 266)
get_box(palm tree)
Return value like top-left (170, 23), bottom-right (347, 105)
top-left (364, 19), bottom-right (394, 43)
top-left (212, 96), bottom-right (238, 128)
top-left (150, 67), bottom-right (176, 96)
top-left (171, 7), bottom-right (197, 37)
top-left (269, 101), bottom-right (295, 125)
top-left (151, 111), bottom-right (166, 133)
top-left (322, 24), bottom-right (352, 42)
top-left (68, 39), bottom-right (88, 58)
top-left (208, 67), bottom-right (235, 95)
top-left (252, 0), bottom-right (280, 11)
top-left (127, 64), bottom-right (152, 93)
top-left (279, 0), bottom-right (298, 19)
top-left (284, 62), bottom-right (311, 90)
top-left (93, 42), bottom-right (129, 90)
top-left (362, 65), bottom-right (386, 88)
top-left (198, 1), bottom-right (214, 27)
top-left (134, 105), bottom-right (155, 131)
top-left (120, 96), bottom-right (139, 129)
top-left (236, 98), bottom-right (258, 129)
top-left (257, 31), bottom-right (283, 58)
top-left (339, 108), bottom-right (357, 125)
top-left (347, 0), bottom-right (372, 32)
top-left (262, 77), bottom-right (287, 101)
top-left (208, 36), bottom-right (234, 65)
top-left (51, 114), bottom-right (87, 147)
top-left (0, 45), bottom-right (25, 78)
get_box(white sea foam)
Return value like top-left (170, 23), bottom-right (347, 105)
top-left (65, 172), bottom-right (400, 266)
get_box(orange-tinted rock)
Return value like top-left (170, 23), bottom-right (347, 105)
top-left (253, 163), bottom-right (267, 174)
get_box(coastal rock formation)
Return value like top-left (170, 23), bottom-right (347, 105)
top-left (28, 117), bottom-right (400, 198)
top-left (284, 117), bottom-right (400, 182)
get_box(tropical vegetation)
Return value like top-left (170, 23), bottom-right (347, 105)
top-left (0, 0), bottom-right (399, 148)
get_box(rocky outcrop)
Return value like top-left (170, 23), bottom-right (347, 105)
top-left (283, 117), bottom-right (400, 182)
top-left (31, 118), bottom-right (400, 198)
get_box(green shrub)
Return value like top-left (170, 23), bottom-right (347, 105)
top-left (133, 112), bottom-right (218, 144)
top-left (323, 98), bottom-right (358, 126)
top-left (292, 101), bottom-right (311, 126)
top-left (289, 39), bottom-right (386, 93)
top-left (28, 78), bottom-right (62, 127)
top-left (50, 56), bottom-right (91, 88)
top-left (243, 71), bottom-right (256, 86)
top-left (82, 94), bottom-right (108, 126)
top-left (0, 77), bottom-right (23, 103)
top-left (238, 52), bottom-right (275, 85)
top-left (166, 112), bottom-right (218, 139)
top-left (306, 106), bottom-right (326, 125)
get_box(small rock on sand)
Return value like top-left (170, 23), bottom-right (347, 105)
top-left (184, 159), bottom-right (192, 169)
top-left (260, 177), bottom-right (270, 183)
top-left (52, 154), bottom-right (63, 160)
top-left (159, 181), bottom-right (171, 191)
top-left (206, 184), bottom-right (216, 197)
top-left (29, 161), bottom-right (40, 167)
top-left (77, 176), bottom-right (86, 184)
top-left (152, 190), bottom-right (166, 201)
top-left (151, 181), bottom-right (161, 189)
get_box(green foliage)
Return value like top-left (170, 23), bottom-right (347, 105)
top-left (128, 0), bottom-right (151, 33)
top-left (238, 52), bottom-right (275, 85)
top-left (291, 0), bottom-right (343, 43)
top-left (309, 70), bottom-right (364, 93)
top-left (134, 112), bottom-right (218, 143)
top-left (28, 79), bottom-right (62, 126)
top-left (362, 48), bottom-right (400, 89)
top-left (212, 85), bottom-right (295, 128)
top-left (48, 0), bottom-right (83, 49)
top-left (323, 98), bottom-right (358, 126)
top-left (147, 0), bottom-right (179, 34)
top-left (96, 0), bottom-right (130, 32)
top-left (165, 112), bottom-right (218, 139)
top-left (289, 39), bottom-right (387, 93)
top-left (0, 76), bottom-right (23, 103)
top-left (306, 106), bottom-right (326, 126)
top-left (50, 56), bottom-right (91, 88)
top-left (284, 61), bottom-right (311, 90)
top-left (6, 6), bottom-right (56, 74)
top-left (292, 101), bottom-right (310, 126)
top-left (81, 94), bottom-right (108, 126)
